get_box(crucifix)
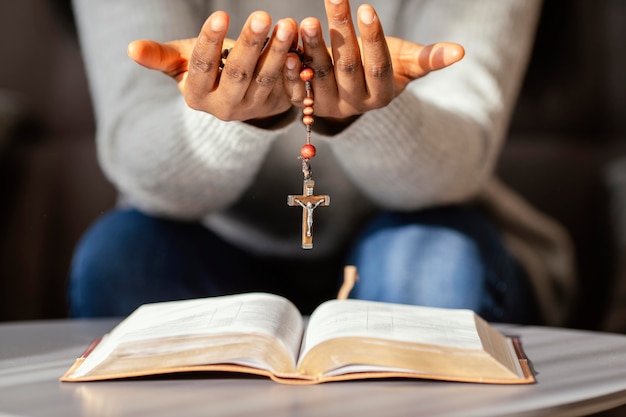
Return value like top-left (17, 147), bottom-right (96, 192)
top-left (287, 179), bottom-right (330, 249)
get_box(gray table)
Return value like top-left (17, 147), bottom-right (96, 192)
top-left (1, 319), bottom-right (626, 417)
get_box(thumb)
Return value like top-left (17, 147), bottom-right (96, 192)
top-left (127, 40), bottom-right (189, 80)
top-left (417, 42), bottom-right (465, 74)
top-left (397, 41), bottom-right (465, 81)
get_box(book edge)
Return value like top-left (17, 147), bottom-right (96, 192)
top-left (60, 335), bottom-right (534, 385)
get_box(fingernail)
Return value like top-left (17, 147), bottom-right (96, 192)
top-left (251, 13), bottom-right (269, 34)
top-left (329, 0), bottom-right (343, 4)
top-left (443, 45), bottom-right (464, 65)
top-left (301, 20), bottom-right (317, 38)
top-left (210, 14), bottom-right (227, 32)
top-left (359, 6), bottom-right (376, 24)
top-left (286, 56), bottom-right (298, 70)
top-left (276, 21), bottom-right (292, 42)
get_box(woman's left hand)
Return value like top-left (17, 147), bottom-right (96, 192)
top-left (283, 0), bottom-right (464, 125)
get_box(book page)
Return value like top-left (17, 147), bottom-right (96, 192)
top-left (299, 299), bottom-right (483, 364)
top-left (71, 293), bottom-right (303, 378)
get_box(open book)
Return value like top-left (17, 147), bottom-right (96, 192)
top-left (61, 293), bottom-right (534, 384)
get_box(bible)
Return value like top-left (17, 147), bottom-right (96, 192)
top-left (61, 292), bottom-right (534, 384)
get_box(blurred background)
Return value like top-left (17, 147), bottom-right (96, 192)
top-left (0, 0), bottom-right (624, 331)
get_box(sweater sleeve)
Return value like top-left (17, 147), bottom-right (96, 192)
top-left (326, 0), bottom-right (542, 210)
top-left (72, 0), bottom-right (293, 219)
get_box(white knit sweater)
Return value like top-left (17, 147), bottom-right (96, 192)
top-left (72, 0), bottom-right (576, 325)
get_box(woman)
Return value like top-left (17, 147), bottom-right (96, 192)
top-left (69, 0), bottom-right (575, 325)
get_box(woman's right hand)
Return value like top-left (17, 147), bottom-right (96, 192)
top-left (127, 10), bottom-right (298, 123)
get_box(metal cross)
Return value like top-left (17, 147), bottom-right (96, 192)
top-left (287, 179), bottom-right (330, 249)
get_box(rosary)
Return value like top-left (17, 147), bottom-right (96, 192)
top-left (222, 46), bottom-right (329, 249)
top-left (286, 60), bottom-right (330, 249)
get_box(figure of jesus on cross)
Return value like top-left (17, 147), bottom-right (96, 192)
top-left (287, 179), bottom-right (330, 249)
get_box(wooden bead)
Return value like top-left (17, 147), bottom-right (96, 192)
top-left (300, 67), bottom-right (314, 82)
top-left (303, 106), bottom-right (314, 116)
top-left (303, 97), bottom-right (314, 106)
top-left (301, 144), bottom-right (316, 159)
top-left (302, 115), bottom-right (314, 126)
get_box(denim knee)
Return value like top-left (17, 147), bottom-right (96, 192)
top-left (69, 208), bottom-right (269, 317)
top-left (348, 211), bottom-right (486, 310)
top-left (69, 209), bottom-right (162, 317)
top-left (347, 206), bottom-right (536, 323)
top-left (69, 209), bottom-right (222, 317)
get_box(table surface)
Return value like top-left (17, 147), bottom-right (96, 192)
top-left (1, 319), bottom-right (626, 417)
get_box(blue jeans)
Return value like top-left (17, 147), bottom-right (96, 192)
top-left (69, 206), bottom-right (539, 323)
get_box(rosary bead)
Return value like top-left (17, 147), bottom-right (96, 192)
top-left (301, 144), bottom-right (316, 159)
top-left (300, 67), bottom-right (314, 82)
top-left (303, 106), bottom-right (314, 116)
top-left (302, 115), bottom-right (314, 126)
top-left (303, 97), bottom-right (314, 107)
